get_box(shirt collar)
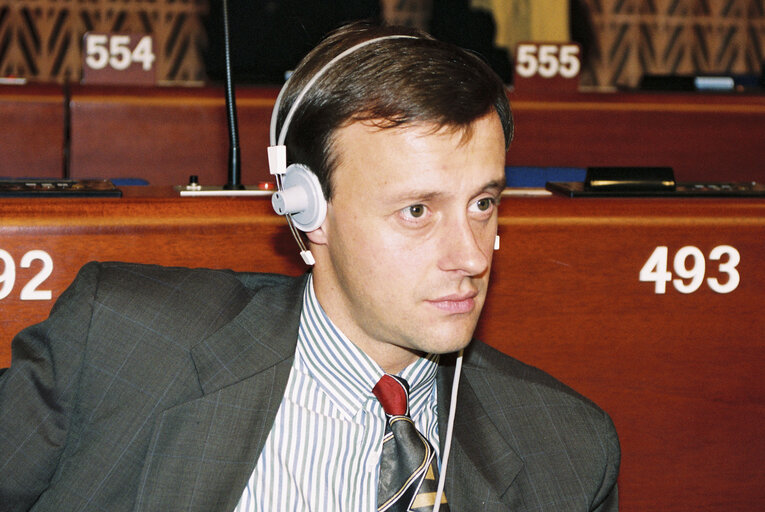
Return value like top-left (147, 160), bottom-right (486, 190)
top-left (297, 274), bottom-right (439, 419)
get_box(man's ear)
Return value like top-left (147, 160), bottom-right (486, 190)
top-left (305, 218), bottom-right (328, 245)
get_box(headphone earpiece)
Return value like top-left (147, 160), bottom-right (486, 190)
top-left (269, 34), bottom-right (419, 265)
top-left (271, 164), bottom-right (327, 232)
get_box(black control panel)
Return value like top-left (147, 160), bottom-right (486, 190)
top-left (0, 179), bottom-right (122, 197)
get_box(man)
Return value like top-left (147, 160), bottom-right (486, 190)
top-left (0, 23), bottom-right (619, 511)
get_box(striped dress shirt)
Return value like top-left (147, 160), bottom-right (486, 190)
top-left (234, 275), bottom-right (441, 511)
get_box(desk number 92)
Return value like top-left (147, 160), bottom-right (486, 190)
top-left (0, 249), bottom-right (53, 301)
top-left (639, 245), bottom-right (740, 294)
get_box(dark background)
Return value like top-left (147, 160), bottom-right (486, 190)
top-left (204, 0), bottom-right (512, 84)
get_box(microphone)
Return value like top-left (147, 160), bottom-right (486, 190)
top-left (178, 0), bottom-right (267, 196)
top-left (221, 0), bottom-right (244, 190)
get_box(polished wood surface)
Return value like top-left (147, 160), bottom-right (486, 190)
top-left (3, 84), bottom-right (764, 185)
top-left (68, 85), bottom-right (279, 186)
top-left (0, 84), bottom-right (65, 178)
top-left (479, 194), bottom-right (765, 511)
top-left (508, 90), bottom-right (765, 183)
top-left (70, 86), bottom-right (765, 185)
top-left (1, 189), bottom-right (763, 511)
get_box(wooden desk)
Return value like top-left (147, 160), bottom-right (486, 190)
top-left (68, 85), bottom-right (278, 186)
top-left (65, 85), bottom-right (765, 186)
top-left (507, 90), bottom-right (765, 183)
top-left (0, 84), bottom-right (65, 179)
top-left (479, 193), bottom-right (765, 511)
top-left (3, 84), bottom-right (764, 185)
top-left (1, 188), bottom-right (763, 511)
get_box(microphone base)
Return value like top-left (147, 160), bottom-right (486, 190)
top-left (176, 185), bottom-right (273, 197)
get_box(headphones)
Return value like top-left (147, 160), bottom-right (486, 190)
top-left (268, 34), bottom-right (501, 264)
top-left (268, 35), bottom-right (418, 265)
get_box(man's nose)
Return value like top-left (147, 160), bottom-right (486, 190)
top-left (437, 217), bottom-right (491, 276)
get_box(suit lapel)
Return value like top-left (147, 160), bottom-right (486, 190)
top-left (135, 274), bottom-right (308, 512)
top-left (438, 351), bottom-right (524, 510)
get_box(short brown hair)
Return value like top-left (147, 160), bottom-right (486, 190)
top-left (275, 22), bottom-right (513, 199)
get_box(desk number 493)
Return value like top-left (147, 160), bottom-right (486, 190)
top-left (639, 245), bottom-right (740, 294)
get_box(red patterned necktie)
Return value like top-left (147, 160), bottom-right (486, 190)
top-left (372, 374), bottom-right (449, 512)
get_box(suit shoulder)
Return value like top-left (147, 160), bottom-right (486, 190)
top-left (463, 340), bottom-right (618, 445)
top-left (93, 261), bottom-right (297, 306)
top-left (95, 261), bottom-right (292, 292)
top-left (85, 262), bottom-right (302, 347)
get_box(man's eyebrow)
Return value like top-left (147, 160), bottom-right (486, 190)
top-left (386, 178), bottom-right (506, 205)
top-left (483, 178), bottom-right (507, 193)
top-left (386, 190), bottom-right (445, 204)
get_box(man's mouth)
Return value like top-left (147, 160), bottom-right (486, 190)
top-left (427, 292), bottom-right (478, 314)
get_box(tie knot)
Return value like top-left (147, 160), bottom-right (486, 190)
top-left (372, 374), bottom-right (409, 416)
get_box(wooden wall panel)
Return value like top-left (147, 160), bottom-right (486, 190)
top-left (580, 0), bottom-right (765, 88)
top-left (2, 1), bottom-right (763, 88)
top-left (0, 0), bottom-right (207, 83)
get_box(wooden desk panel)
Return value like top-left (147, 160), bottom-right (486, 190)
top-left (68, 86), bottom-right (277, 186)
top-left (508, 91), bottom-right (765, 183)
top-left (0, 190), bottom-right (763, 511)
top-left (2, 84), bottom-right (763, 184)
top-left (65, 85), bottom-right (765, 186)
top-left (478, 196), bottom-right (765, 511)
top-left (0, 84), bottom-right (64, 178)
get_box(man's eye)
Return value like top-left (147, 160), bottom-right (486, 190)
top-left (474, 197), bottom-right (495, 212)
top-left (406, 204), bottom-right (426, 218)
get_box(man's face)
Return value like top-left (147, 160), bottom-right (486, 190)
top-left (308, 112), bottom-right (506, 373)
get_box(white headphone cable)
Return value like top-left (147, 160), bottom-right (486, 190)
top-left (433, 349), bottom-right (463, 512)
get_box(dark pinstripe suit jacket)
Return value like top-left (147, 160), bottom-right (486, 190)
top-left (0, 262), bottom-right (619, 511)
